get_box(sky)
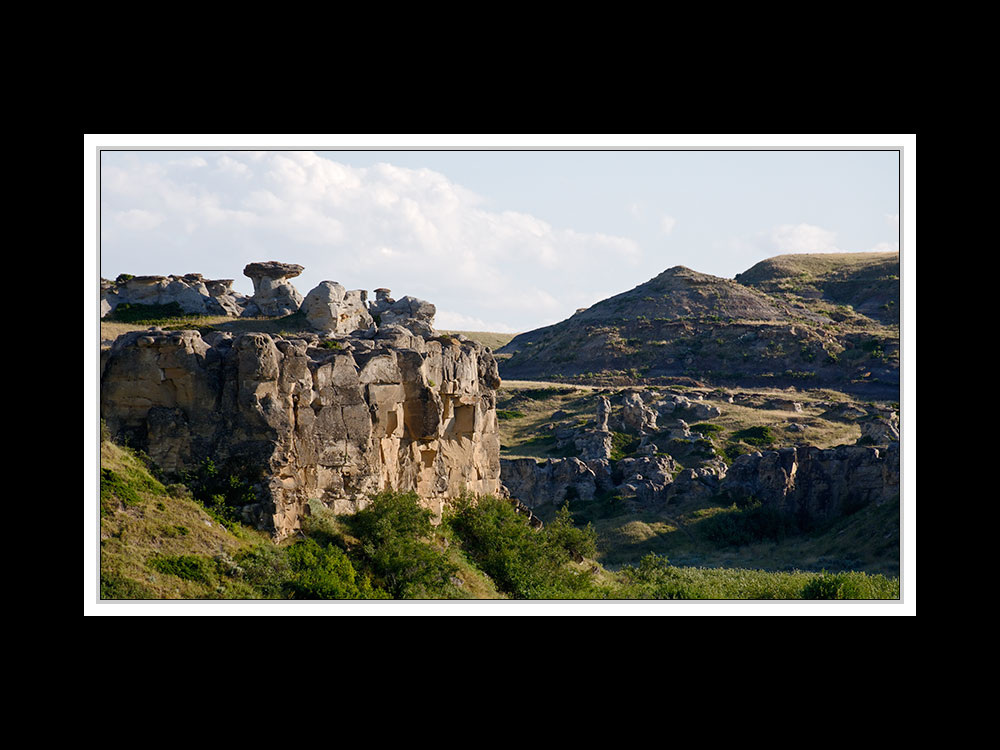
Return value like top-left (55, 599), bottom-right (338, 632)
top-left (97, 142), bottom-right (901, 333)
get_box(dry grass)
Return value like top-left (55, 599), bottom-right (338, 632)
top-left (440, 330), bottom-right (518, 350)
top-left (99, 314), bottom-right (313, 348)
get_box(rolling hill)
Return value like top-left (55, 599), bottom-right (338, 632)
top-left (498, 253), bottom-right (900, 397)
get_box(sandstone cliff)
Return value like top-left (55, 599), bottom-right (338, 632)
top-left (101, 325), bottom-right (503, 540)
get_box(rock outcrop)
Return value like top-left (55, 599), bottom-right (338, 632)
top-left (101, 274), bottom-right (248, 318)
top-left (500, 457), bottom-right (597, 509)
top-left (242, 261), bottom-right (305, 317)
top-left (723, 443), bottom-right (900, 522)
top-left (370, 289), bottom-right (437, 337)
top-left (101, 326), bottom-right (503, 540)
top-left (301, 281), bottom-right (374, 334)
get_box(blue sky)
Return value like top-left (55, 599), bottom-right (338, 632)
top-left (97, 141), bottom-right (901, 333)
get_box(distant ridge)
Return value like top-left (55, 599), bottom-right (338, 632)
top-left (498, 253), bottom-right (900, 396)
top-left (735, 252), bottom-right (899, 325)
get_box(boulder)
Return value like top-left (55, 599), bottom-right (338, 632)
top-left (302, 281), bottom-right (374, 334)
top-left (372, 293), bottom-right (437, 336)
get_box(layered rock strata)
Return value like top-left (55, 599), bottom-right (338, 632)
top-left (101, 326), bottom-right (503, 540)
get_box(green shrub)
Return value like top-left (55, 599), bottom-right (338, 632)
top-left (148, 554), bottom-right (216, 584)
top-left (690, 423), bottom-right (723, 436)
top-left (110, 301), bottom-right (192, 323)
top-left (545, 504), bottom-right (598, 562)
top-left (284, 538), bottom-right (386, 600)
top-left (344, 491), bottom-right (459, 599)
top-left (801, 571), bottom-right (899, 600)
top-left (609, 431), bottom-right (641, 461)
top-left (101, 573), bottom-right (155, 599)
top-left (100, 468), bottom-right (141, 508)
top-left (182, 457), bottom-right (259, 527)
top-left (447, 496), bottom-right (600, 599)
top-left (700, 502), bottom-right (798, 546)
top-left (732, 426), bottom-right (775, 447)
top-left (496, 409), bottom-right (526, 420)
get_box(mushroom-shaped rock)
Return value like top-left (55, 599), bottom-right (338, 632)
top-left (242, 261), bottom-right (305, 317)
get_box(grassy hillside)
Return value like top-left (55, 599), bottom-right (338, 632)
top-left (735, 252), bottom-right (900, 325)
top-left (439, 330), bottom-right (517, 351)
top-left (496, 381), bottom-right (874, 461)
top-left (97, 437), bottom-right (898, 601)
top-left (497, 258), bottom-right (899, 397)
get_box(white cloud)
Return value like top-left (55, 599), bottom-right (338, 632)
top-left (114, 208), bottom-right (164, 230)
top-left (435, 310), bottom-right (518, 333)
top-left (99, 151), bottom-right (644, 331)
top-left (766, 223), bottom-right (840, 253)
top-left (871, 241), bottom-right (899, 252)
top-left (660, 215), bottom-right (677, 235)
top-left (886, 213), bottom-right (899, 229)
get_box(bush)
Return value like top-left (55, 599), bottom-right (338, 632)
top-left (700, 502), bottom-right (798, 547)
top-left (148, 554), bottom-right (216, 584)
top-left (110, 301), bottom-right (191, 323)
top-left (546, 504), bottom-right (598, 562)
top-left (284, 538), bottom-right (385, 600)
top-left (101, 573), bottom-right (154, 599)
top-left (609, 431), bottom-right (641, 461)
top-left (801, 571), bottom-right (899, 600)
top-left (732, 426), bottom-right (775, 447)
top-left (344, 491), bottom-right (459, 599)
top-left (690, 423), bottom-right (723, 437)
top-left (447, 496), bottom-right (600, 599)
top-left (182, 457), bottom-right (259, 527)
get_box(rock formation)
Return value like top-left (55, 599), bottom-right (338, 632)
top-left (301, 281), bottom-right (374, 334)
top-left (622, 391), bottom-right (658, 434)
top-left (500, 457), bottom-right (597, 509)
top-left (369, 289), bottom-right (437, 337)
top-left (242, 261), bottom-right (305, 317)
top-left (723, 443), bottom-right (900, 522)
top-left (101, 274), bottom-right (248, 318)
top-left (101, 281), bottom-right (502, 540)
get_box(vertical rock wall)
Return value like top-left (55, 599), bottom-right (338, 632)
top-left (101, 328), bottom-right (502, 539)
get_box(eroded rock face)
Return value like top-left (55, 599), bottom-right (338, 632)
top-left (500, 457), bottom-right (597, 509)
top-left (101, 327), bottom-right (503, 540)
top-left (723, 443), bottom-right (900, 521)
top-left (242, 261), bottom-right (305, 317)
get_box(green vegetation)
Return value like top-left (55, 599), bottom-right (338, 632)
top-left (699, 502), bottom-right (798, 547)
top-left (496, 409), bottom-right (526, 420)
top-left (609, 431), bottom-right (641, 461)
top-left (732, 425), bottom-right (776, 447)
top-left (447, 497), bottom-right (602, 599)
top-left (99, 437), bottom-right (897, 601)
top-left (109, 302), bottom-right (200, 325)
